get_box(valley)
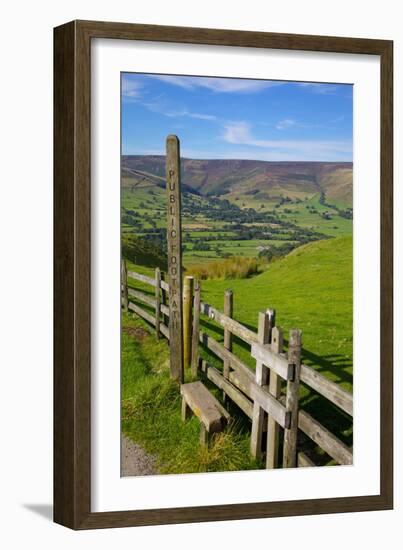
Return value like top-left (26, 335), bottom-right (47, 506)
top-left (121, 156), bottom-right (353, 269)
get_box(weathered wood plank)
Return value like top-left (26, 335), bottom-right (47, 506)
top-left (183, 276), bottom-right (194, 370)
top-left (251, 383), bottom-right (289, 429)
top-left (199, 331), bottom-right (253, 383)
top-left (200, 360), bottom-right (253, 419)
top-left (229, 369), bottom-right (254, 398)
top-left (251, 342), bottom-right (294, 381)
top-left (199, 424), bottom-right (209, 447)
top-left (298, 452), bottom-right (316, 467)
top-left (128, 301), bottom-right (156, 326)
top-left (180, 381), bottom-right (225, 433)
top-left (160, 272), bottom-right (169, 326)
top-left (300, 363), bottom-right (353, 416)
top-left (283, 329), bottom-right (302, 468)
top-left (155, 268), bottom-right (161, 339)
top-left (160, 279), bottom-right (170, 292)
top-left (276, 392), bottom-right (353, 465)
top-left (128, 288), bottom-right (156, 308)
top-left (200, 301), bottom-right (258, 345)
top-left (251, 310), bottom-right (272, 460)
top-left (298, 409), bottom-right (353, 465)
top-left (121, 260), bottom-right (128, 312)
top-left (191, 279), bottom-right (201, 376)
top-left (223, 289), bottom-right (233, 380)
top-left (159, 322), bottom-right (169, 340)
top-left (127, 270), bottom-right (156, 287)
top-left (266, 326), bottom-right (283, 469)
top-left (166, 135), bottom-right (184, 382)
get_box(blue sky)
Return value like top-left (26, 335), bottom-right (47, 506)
top-left (121, 73), bottom-right (353, 162)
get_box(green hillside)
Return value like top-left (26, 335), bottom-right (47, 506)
top-left (200, 235), bottom-right (353, 391)
top-left (126, 235), bottom-right (353, 391)
top-left (122, 155), bottom-right (353, 206)
top-left (124, 235), bottom-right (353, 458)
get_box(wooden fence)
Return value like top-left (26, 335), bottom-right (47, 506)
top-left (122, 261), bottom-right (353, 469)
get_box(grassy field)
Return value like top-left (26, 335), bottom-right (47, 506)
top-left (200, 236), bottom-right (353, 388)
top-left (121, 182), bottom-right (352, 267)
top-left (124, 235), bottom-right (353, 465)
top-left (121, 312), bottom-right (261, 474)
top-left (121, 159), bottom-right (353, 469)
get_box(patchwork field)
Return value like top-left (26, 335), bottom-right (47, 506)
top-left (121, 156), bottom-right (353, 267)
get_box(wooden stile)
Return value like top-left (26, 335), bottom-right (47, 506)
top-left (181, 381), bottom-right (228, 447)
top-left (124, 266), bottom-right (354, 469)
top-left (250, 310), bottom-right (273, 460)
top-left (200, 360), bottom-right (253, 419)
top-left (251, 342), bottom-right (294, 381)
top-left (200, 301), bottom-right (258, 345)
top-left (155, 268), bottom-right (161, 339)
top-left (283, 329), bottom-right (302, 468)
top-left (183, 276), bottom-right (194, 370)
top-left (191, 279), bottom-right (201, 376)
top-left (166, 135), bottom-right (183, 382)
top-left (121, 259), bottom-right (128, 312)
top-left (266, 325), bottom-right (283, 468)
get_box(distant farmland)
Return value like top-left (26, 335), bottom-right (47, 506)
top-left (121, 156), bottom-right (352, 267)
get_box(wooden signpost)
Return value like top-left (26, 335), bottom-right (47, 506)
top-left (166, 135), bottom-right (184, 383)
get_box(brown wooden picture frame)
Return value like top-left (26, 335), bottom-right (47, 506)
top-left (54, 19), bottom-right (393, 530)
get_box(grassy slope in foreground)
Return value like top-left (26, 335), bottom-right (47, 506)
top-left (200, 236), bottom-right (353, 392)
top-left (121, 312), bottom-right (261, 474)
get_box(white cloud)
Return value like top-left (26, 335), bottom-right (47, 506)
top-left (141, 100), bottom-right (217, 121)
top-left (296, 82), bottom-right (342, 95)
top-left (121, 78), bottom-right (143, 99)
top-left (275, 119), bottom-right (296, 130)
top-left (221, 121), bottom-right (352, 156)
top-left (221, 121), bottom-right (252, 144)
top-left (149, 74), bottom-right (283, 93)
top-left (187, 112), bottom-right (217, 120)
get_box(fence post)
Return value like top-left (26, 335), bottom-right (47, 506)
top-left (191, 279), bottom-right (201, 377)
top-left (250, 309), bottom-right (275, 460)
top-left (222, 289), bottom-right (233, 404)
top-left (160, 271), bottom-right (169, 327)
top-left (155, 267), bottom-right (161, 339)
top-left (121, 259), bottom-right (128, 312)
top-left (283, 329), bottom-right (302, 468)
top-left (166, 134), bottom-right (184, 382)
top-left (183, 276), bottom-right (194, 370)
top-left (266, 325), bottom-right (283, 468)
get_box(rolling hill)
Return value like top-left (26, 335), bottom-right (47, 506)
top-left (124, 235), bottom-right (353, 450)
top-left (122, 155), bottom-right (352, 207)
top-left (199, 235), bottom-right (353, 399)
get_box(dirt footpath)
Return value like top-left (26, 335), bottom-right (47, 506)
top-left (121, 436), bottom-right (158, 477)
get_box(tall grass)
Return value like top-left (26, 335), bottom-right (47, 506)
top-left (188, 256), bottom-right (260, 280)
top-left (121, 312), bottom-right (261, 475)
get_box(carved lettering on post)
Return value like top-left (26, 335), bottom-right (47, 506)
top-left (166, 135), bottom-right (184, 383)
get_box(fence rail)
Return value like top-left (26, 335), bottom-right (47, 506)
top-left (123, 262), bottom-right (353, 468)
